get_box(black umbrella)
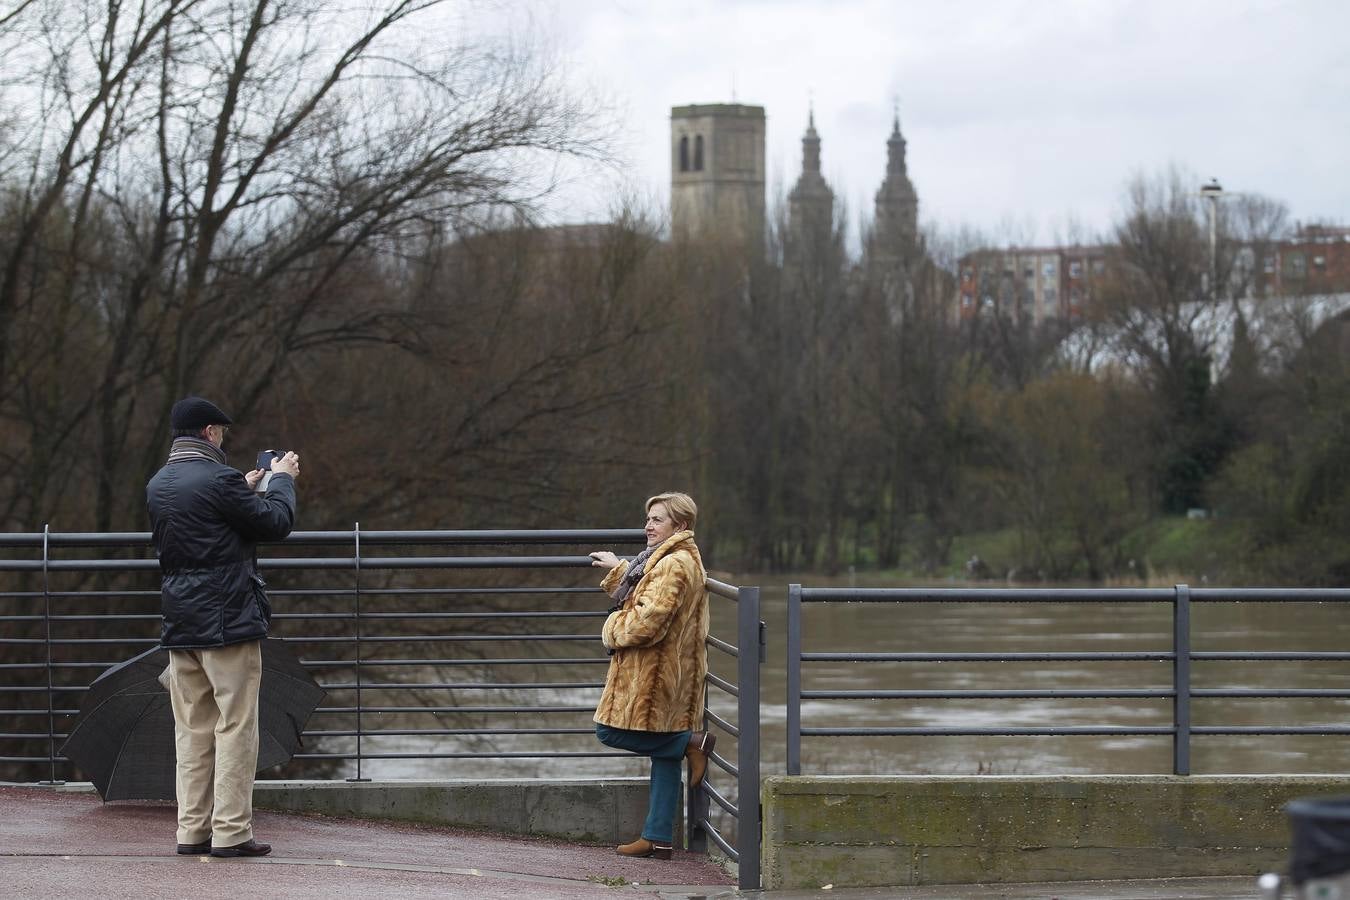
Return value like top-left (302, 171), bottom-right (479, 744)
top-left (60, 638), bottom-right (325, 801)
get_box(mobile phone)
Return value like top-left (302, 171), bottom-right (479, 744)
top-left (254, 450), bottom-right (286, 492)
top-left (256, 450), bottom-right (286, 471)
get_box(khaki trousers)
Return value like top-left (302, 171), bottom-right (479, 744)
top-left (167, 640), bottom-right (262, 847)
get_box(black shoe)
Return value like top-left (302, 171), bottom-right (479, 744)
top-left (210, 839), bottom-right (272, 858)
top-left (176, 840), bottom-right (211, 855)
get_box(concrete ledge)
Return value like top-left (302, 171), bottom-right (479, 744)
top-left (762, 774), bottom-right (1350, 890)
top-left (252, 778), bottom-right (660, 846)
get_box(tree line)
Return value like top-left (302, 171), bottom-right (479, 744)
top-left (2, 0), bottom-right (1346, 585)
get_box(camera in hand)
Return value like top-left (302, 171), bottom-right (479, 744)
top-left (254, 449), bottom-right (289, 492)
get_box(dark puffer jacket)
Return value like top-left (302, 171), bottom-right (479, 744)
top-left (146, 456), bottom-right (296, 649)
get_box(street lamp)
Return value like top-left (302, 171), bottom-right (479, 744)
top-left (1200, 178), bottom-right (1223, 300)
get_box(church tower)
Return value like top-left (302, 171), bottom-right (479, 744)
top-left (786, 108), bottom-right (835, 258)
top-left (670, 103), bottom-right (766, 256)
top-left (871, 109), bottom-right (919, 266)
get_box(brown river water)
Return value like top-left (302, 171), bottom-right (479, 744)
top-left (330, 577), bottom-right (1350, 782)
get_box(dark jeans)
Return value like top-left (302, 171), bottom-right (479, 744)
top-left (595, 723), bottom-right (692, 843)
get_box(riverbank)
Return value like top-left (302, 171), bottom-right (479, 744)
top-left (761, 516), bottom-right (1235, 587)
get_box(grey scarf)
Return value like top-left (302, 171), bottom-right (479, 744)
top-left (608, 544), bottom-right (659, 609)
top-left (167, 436), bottom-right (226, 466)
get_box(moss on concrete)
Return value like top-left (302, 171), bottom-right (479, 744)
top-left (762, 775), bottom-right (1349, 890)
top-left (252, 779), bottom-right (657, 846)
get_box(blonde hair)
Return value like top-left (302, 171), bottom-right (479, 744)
top-left (646, 492), bottom-right (698, 531)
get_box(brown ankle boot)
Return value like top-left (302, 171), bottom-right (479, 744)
top-left (685, 730), bottom-right (717, 787)
top-left (616, 837), bottom-right (672, 859)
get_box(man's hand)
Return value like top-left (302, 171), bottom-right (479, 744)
top-left (271, 451), bottom-right (300, 480)
top-left (244, 469), bottom-right (266, 489)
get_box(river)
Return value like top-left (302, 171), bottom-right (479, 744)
top-left (314, 576), bottom-right (1350, 783)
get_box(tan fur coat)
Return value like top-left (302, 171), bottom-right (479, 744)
top-left (593, 530), bottom-right (709, 733)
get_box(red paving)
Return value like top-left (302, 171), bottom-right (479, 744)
top-left (0, 786), bottom-right (736, 899)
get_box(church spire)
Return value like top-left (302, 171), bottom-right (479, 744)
top-left (801, 102), bottom-right (822, 175)
top-left (886, 102), bottom-right (908, 178)
top-left (873, 101), bottom-right (919, 267)
top-left (786, 105), bottom-right (835, 266)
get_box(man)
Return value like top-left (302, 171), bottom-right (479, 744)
top-left (146, 396), bottom-right (300, 858)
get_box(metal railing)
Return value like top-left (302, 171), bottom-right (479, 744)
top-left (688, 577), bottom-right (764, 890)
top-left (787, 583), bottom-right (1350, 776)
top-left (0, 527), bottom-right (762, 887)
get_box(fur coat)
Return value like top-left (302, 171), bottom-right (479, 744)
top-left (593, 530), bottom-right (709, 733)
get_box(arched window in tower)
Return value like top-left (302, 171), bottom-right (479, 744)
top-left (678, 136), bottom-right (689, 172)
top-left (693, 134), bottom-right (704, 171)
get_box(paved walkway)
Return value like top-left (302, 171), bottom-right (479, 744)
top-left (0, 785), bottom-right (735, 899)
top-left (0, 786), bottom-right (1272, 898)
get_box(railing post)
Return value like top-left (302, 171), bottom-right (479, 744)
top-left (347, 522), bottom-right (369, 783)
top-left (787, 583), bottom-right (802, 776)
top-left (737, 585), bottom-right (763, 890)
top-left (41, 524), bottom-right (63, 785)
top-left (1173, 583), bottom-right (1192, 776)
top-left (687, 682), bottom-right (710, 854)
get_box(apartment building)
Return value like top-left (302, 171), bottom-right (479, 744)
top-left (1254, 224), bottom-right (1350, 297)
top-left (956, 245), bottom-right (1108, 323)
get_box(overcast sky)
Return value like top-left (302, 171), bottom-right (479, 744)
top-left (489, 0), bottom-right (1350, 245)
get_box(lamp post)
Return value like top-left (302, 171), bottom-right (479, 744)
top-left (1200, 178), bottom-right (1223, 300)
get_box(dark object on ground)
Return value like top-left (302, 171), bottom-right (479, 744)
top-left (60, 638), bottom-right (324, 801)
top-left (1287, 795), bottom-right (1350, 884)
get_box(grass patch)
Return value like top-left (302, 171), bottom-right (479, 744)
top-left (944, 529), bottom-right (1024, 578)
top-left (1118, 516), bottom-right (1242, 584)
top-left (739, 515), bottom-right (1261, 585)
top-left (875, 518), bottom-right (1243, 585)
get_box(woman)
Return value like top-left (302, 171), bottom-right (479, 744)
top-left (589, 492), bottom-right (714, 860)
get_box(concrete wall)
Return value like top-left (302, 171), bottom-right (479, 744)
top-left (253, 779), bottom-right (662, 846)
top-left (762, 774), bottom-right (1350, 890)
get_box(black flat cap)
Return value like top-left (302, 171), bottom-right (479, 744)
top-left (170, 396), bottom-right (233, 431)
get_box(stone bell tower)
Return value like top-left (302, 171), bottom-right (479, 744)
top-left (670, 103), bottom-right (766, 257)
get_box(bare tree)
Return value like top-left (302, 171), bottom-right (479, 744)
top-left (983, 372), bottom-right (1137, 580)
top-left (1087, 170), bottom-right (1292, 516)
top-left (0, 0), bottom-right (607, 530)
top-left (849, 221), bottom-right (974, 573)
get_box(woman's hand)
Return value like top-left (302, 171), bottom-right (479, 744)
top-left (589, 550), bottom-right (621, 570)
